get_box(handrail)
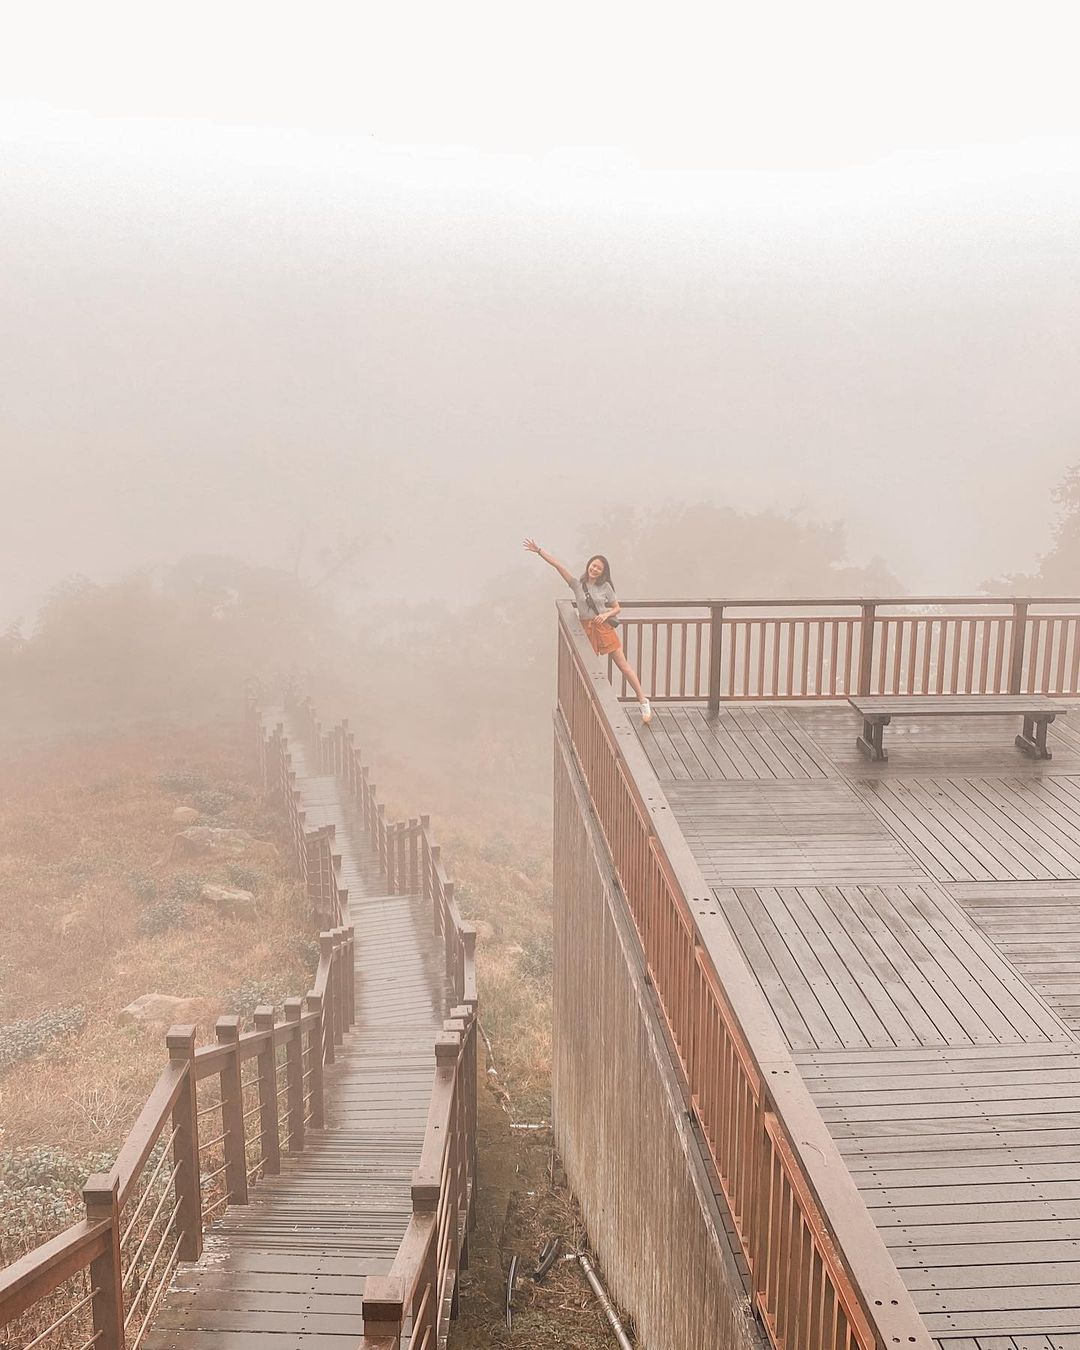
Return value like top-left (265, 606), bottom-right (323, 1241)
top-left (283, 694), bottom-right (479, 1350)
top-left (555, 599), bottom-right (934, 1350)
top-left (287, 697), bottom-right (478, 1015)
top-left (613, 594), bottom-right (1080, 607)
top-left (0, 1221), bottom-right (111, 1324)
top-left (358, 1012), bottom-right (478, 1350)
top-left (599, 595), bottom-right (1080, 705)
top-left (4, 697), bottom-right (479, 1350)
top-left (1, 711), bottom-right (358, 1350)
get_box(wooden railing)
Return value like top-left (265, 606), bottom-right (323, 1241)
top-left (359, 1011), bottom-right (478, 1350)
top-left (0, 939), bottom-right (356, 1350)
top-left (285, 694), bottom-right (479, 1349)
top-left (2, 696), bottom-right (478, 1350)
top-left (287, 698), bottom-right (478, 1010)
top-left (556, 601), bottom-right (934, 1350)
top-left (603, 596), bottom-right (1080, 706)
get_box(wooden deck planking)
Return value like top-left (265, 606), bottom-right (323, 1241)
top-left (950, 882), bottom-right (1080, 1030)
top-left (642, 706), bottom-right (835, 781)
top-left (667, 778), bottom-right (925, 885)
top-left (714, 882), bottom-right (1069, 1050)
top-left (855, 776), bottom-right (1080, 882)
top-left (797, 1046), bottom-right (1080, 1339)
top-left (144, 712), bottom-right (446, 1350)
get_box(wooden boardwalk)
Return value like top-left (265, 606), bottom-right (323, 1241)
top-left (631, 700), bottom-right (1080, 1347)
top-left (145, 715), bottom-right (447, 1350)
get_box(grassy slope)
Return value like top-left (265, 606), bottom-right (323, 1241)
top-left (0, 719), bottom-right (313, 1263)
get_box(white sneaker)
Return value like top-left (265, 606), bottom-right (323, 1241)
top-left (640, 699), bottom-right (652, 725)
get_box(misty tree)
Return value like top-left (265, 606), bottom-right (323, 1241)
top-left (995, 465), bottom-right (1080, 594)
top-left (577, 502), bottom-right (901, 598)
top-left (0, 559), bottom-right (337, 729)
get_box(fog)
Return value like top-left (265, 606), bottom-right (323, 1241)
top-left (3, 3), bottom-right (1080, 631)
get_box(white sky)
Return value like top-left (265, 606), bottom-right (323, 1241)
top-left (3, 1), bottom-right (1080, 618)
top-left (5, 1), bottom-right (1080, 168)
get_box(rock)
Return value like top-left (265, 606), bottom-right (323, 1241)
top-left (199, 884), bottom-right (257, 921)
top-left (172, 826), bottom-right (253, 858)
top-left (172, 806), bottom-right (201, 824)
top-left (119, 993), bottom-right (209, 1026)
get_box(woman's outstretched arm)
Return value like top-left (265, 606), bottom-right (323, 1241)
top-left (524, 538), bottom-right (576, 587)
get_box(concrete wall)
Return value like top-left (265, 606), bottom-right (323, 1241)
top-left (553, 721), bottom-right (763, 1350)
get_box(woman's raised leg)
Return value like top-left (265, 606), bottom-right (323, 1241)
top-left (612, 649), bottom-right (651, 720)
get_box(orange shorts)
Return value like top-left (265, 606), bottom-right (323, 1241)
top-left (583, 618), bottom-right (622, 657)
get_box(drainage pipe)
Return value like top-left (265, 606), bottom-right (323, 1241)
top-left (578, 1252), bottom-right (634, 1350)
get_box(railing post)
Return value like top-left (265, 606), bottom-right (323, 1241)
top-left (857, 602), bottom-right (877, 696)
top-left (460, 926), bottom-right (477, 1014)
top-left (253, 1007), bottom-right (281, 1178)
top-left (443, 881), bottom-right (456, 984)
top-left (1009, 600), bottom-right (1030, 694)
top-left (411, 1181), bottom-right (440, 1344)
top-left (436, 1031), bottom-right (463, 1315)
top-left (166, 1024), bottom-right (202, 1262)
top-left (83, 1174), bottom-right (126, 1350)
top-left (215, 1016), bottom-right (249, 1207)
top-left (344, 925), bottom-right (356, 1027)
top-left (452, 1008), bottom-right (478, 1234)
top-left (420, 816), bottom-right (432, 901)
top-left (305, 992), bottom-right (326, 1128)
top-left (386, 818), bottom-right (397, 894)
top-left (430, 845), bottom-right (443, 935)
top-left (707, 603), bottom-right (724, 714)
top-left (318, 935), bottom-right (337, 1064)
top-left (362, 1276), bottom-right (404, 1349)
top-left (284, 998), bottom-right (305, 1153)
top-left (332, 930), bottom-right (346, 1046)
top-left (443, 1015), bottom-right (468, 1285)
top-left (408, 818), bottom-right (419, 894)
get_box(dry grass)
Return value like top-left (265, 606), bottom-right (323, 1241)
top-left (0, 720), bottom-right (314, 1267)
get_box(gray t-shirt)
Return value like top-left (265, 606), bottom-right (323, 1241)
top-left (571, 578), bottom-right (617, 623)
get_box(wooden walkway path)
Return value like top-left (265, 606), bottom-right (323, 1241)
top-left (630, 700), bottom-right (1080, 1347)
top-left (146, 714), bottom-right (447, 1350)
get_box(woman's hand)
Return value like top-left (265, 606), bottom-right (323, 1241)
top-left (523, 538), bottom-right (541, 554)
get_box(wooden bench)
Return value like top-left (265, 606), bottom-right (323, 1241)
top-left (848, 694), bottom-right (1068, 762)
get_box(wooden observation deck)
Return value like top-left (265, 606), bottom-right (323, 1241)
top-left (557, 595), bottom-right (1080, 1350)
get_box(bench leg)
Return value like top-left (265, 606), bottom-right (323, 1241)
top-left (856, 716), bottom-right (889, 762)
top-left (1016, 713), bottom-right (1054, 761)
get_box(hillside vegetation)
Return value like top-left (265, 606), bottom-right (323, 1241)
top-left (0, 720), bottom-right (313, 1267)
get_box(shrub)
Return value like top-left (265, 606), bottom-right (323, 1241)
top-left (225, 863), bottom-right (264, 892)
top-left (223, 978), bottom-right (287, 1019)
top-left (0, 1147), bottom-right (114, 1250)
top-left (0, 1006), bottom-right (87, 1073)
top-left (293, 936), bottom-right (321, 970)
top-left (128, 870), bottom-right (158, 902)
top-left (156, 768), bottom-right (207, 793)
top-left (166, 875), bottom-right (204, 903)
top-left (137, 895), bottom-right (185, 936)
top-left (480, 834), bottom-right (513, 866)
top-left (192, 789), bottom-right (232, 817)
top-left (519, 929), bottom-right (553, 981)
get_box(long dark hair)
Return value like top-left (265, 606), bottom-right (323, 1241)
top-left (580, 554), bottom-right (613, 589)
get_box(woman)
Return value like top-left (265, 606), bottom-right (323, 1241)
top-left (524, 538), bottom-right (652, 723)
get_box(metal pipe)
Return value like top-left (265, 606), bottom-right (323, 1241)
top-left (578, 1252), bottom-right (633, 1350)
